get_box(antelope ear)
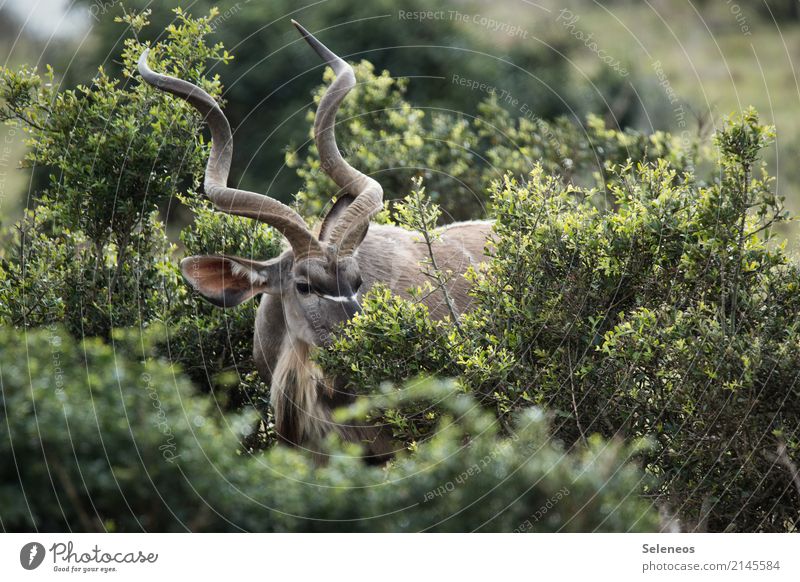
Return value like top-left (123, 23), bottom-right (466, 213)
top-left (179, 255), bottom-right (290, 308)
top-left (318, 196), bottom-right (369, 247)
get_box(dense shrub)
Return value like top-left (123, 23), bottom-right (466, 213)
top-left (0, 325), bottom-right (660, 532)
top-left (0, 207), bottom-right (178, 338)
top-left (0, 8), bottom-right (225, 337)
top-left (0, 9), bottom-right (279, 411)
top-left (1, 6), bottom-right (795, 533)
top-left (0, 5), bottom-right (701, 414)
top-left (320, 111), bottom-right (800, 531)
top-left (290, 65), bottom-right (704, 223)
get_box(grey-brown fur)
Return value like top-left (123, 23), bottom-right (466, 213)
top-left (254, 221), bottom-right (492, 459)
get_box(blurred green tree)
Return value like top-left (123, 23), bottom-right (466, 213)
top-left (70, 0), bottom-right (597, 202)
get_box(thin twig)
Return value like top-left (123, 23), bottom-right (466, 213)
top-left (405, 182), bottom-right (464, 336)
top-left (775, 442), bottom-right (800, 499)
top-left (566, 348), bottom-right (587, 445)
top-left (51, 458), bottom-right (100, 532)
top-left (695, 494), bottom-right (713, 533)
top-left (729, 167), bottom-right (751, 331)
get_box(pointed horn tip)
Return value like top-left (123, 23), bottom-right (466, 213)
top-left (137, 49), bottom-right (154, 78)
top-left (291, 19), bottom-right (308, 37)
top-left (291, 20), bottom-right (345, 69)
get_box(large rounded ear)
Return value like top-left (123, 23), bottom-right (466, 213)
top-left (318, 196), bottom-right (368, 247)
top-left (179, 254), bottom-right (290, 308)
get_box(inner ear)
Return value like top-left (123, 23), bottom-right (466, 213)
top-left (180, 254), bottom-right (289, 308)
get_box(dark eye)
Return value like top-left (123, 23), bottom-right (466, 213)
top-left (354, 277), bottom-right (363, 292)
top-left (296, 282), bottom-right (311, 295)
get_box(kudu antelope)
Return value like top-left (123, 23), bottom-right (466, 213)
top-left (139, 21), bottom-right (491, 460)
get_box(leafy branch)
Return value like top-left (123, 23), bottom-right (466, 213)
top-left (394, 177), bottom-right (463, 336)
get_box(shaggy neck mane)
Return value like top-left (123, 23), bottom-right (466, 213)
top-left (270, 336), bottom-right (330, 446)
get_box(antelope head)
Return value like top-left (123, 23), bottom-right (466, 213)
top-left (138, 21), bottom-right (382, 346)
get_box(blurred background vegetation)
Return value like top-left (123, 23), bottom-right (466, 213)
top-left (4, 0), bottom-right (800, 239)
top-left (2, 0), bottom-right (800, 532)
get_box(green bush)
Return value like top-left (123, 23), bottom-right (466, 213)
top-left (0, 325), bottom-right (659, 532)
top-left (0, 8), bottom-right (226, 338)
top-left (1, 5), bottom-right (795, 533)
top-left (0, 207), bottom-right (178, 338)
top-left (0, 9), bottom-right (278, 412)
top-left (0, 5), bottom-right (699, 416)
top-left (320, 110), bottom-right (800, 532)
top-left (290, 65), bottom-right (703, 223)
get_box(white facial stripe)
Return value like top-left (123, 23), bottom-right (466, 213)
top-left (320, 293), bottom-right (358, 303)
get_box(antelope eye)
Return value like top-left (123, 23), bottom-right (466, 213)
top-left (295, 282), bottom-right (312, 295)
